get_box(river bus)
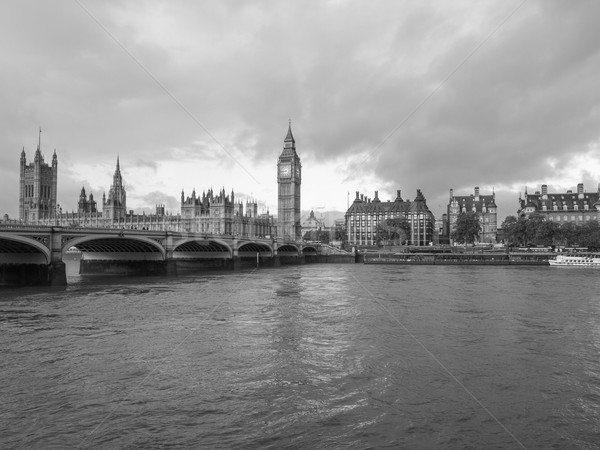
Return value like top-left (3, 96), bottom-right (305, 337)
top-left (549, 254), bottom-right (600, 267)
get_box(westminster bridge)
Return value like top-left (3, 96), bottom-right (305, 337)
top-left (0, 225), bottom-right (352, 286)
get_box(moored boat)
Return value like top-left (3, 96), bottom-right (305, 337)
top-left (363, 251), bottom-right (550, 265)
top-left (549, 254), bottom-right (600, 267)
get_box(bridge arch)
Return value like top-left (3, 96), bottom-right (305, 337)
top-left (238, 242), bottom-right (273, 256)
top-left (173, 237), bottom-right (232, 259)
top-left (302, 245), bottom-right (318, 255)
top-left (64, 235), bottom-right (166, 260)
top-left (0, 235), bottom-right (51, 264)
top-left (277, 244), bottom-right (300, 255)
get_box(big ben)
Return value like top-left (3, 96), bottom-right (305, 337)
top-left (277, 122), bottom-right (301, 241)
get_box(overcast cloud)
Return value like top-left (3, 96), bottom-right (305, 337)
top-left (2, 0), bottom-right (600, 223)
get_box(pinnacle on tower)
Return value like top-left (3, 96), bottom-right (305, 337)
top-left (284, 120), bottom-right (295, 144)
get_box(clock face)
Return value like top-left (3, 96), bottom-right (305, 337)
top-left (279, 164), bottom-right (291, 177)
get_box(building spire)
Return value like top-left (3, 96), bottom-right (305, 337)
top-left (285, 120), bottom-right (295, 144)
top-left (38, 127), bottom-right (42, 150)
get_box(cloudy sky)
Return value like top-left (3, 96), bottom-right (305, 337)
top-left (2, 0), bottom-right (600, 224)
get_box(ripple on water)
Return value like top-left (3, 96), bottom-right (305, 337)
top-left (2, 264), bottom-right (600, 448)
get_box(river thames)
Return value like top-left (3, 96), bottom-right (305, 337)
top-left (2, 262), bottom-right (600, 448)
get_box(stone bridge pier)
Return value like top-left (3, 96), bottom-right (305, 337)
top-left (49, 229), bottom-right (67, 286)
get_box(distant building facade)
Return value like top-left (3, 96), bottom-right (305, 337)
top-left (447, 187), bottom-right (497, 243)
top-left (518, 183), bottom-right (600, 223)
top-left (345, 189), bottom-right (435, 246)
top-left (301, 210), bottom-right (325, 236)
top-left (19, 131), bottom-right (57, 222)
top-left (78, 187), bottom-right (97, 214)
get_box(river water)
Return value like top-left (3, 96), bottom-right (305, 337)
top-left (1, 262), bottom-right (600, 449)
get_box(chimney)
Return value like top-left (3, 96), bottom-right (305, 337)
top-left (374, 191), bottom-right (379, 201)
top-left (355, 191), bottom-right (360, 200)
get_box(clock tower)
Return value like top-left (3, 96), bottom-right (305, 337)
top-left (277, 122), bottom-right (301, 241)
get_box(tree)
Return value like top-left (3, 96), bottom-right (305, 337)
top-left (501, 215), bottom-right (519, 246)
top-left (558, 222), bottom-right (579, 247)
top-left (579, 221), bottom-right (600, 249)
top-left (451, 211), bottom-right (481, 245)
top-left (502, 215), bottom-right (528, 246)
top-left (377, 217), bottom-right (411, 245)
top-left (525, 213), bottom-right (546, 245)
top-left (302, 230), bottom-right (330, 243)
top-left (534, 220), bottom-right (560, 246)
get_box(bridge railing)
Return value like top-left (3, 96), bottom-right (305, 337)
top-left (0, 223), bottom-right (54, 232)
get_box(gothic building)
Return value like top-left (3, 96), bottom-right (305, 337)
top-left (102, 157), bottom-right (127, 220)
top-left (345, 189), bottom-right (435, 246)
top-left (180, 187), bottom-right (274, 237)
top-left (180, 187), bottom-right (236, 235)
top-left (19, 131), bottom-right (58, 222)
top-left (518, 183), bottom-right (600, 224)
top-left (78, 187), bottom-right (97, 214)
top-left (277, 122), bottom-right (301, 241)
top-left (447, 187), bottom-right (497, 243)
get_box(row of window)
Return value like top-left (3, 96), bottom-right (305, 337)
top-left (542, 204), bottom-right (591, 211)
top-left (548, 215), bottom-right (598, 222)
top-left (347, 216), bottom-right (429, 224)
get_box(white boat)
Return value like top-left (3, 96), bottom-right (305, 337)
top-left (549, 254), bottom-right (600, 267)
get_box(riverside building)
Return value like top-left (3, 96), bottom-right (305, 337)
top-left (16, 131), bottom-right (280, 240)
top-left (447, 187), bottom-right (498, 243)
top-left (518, 183), bottom-right (600, 223)
top-left (345, 189), bottom-right (435, 247)
top-left (16, 150), bottom-right (275, 236)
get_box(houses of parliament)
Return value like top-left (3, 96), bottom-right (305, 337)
top-left (16, 125), bottom-right (303, 242)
